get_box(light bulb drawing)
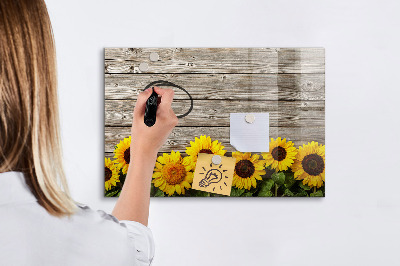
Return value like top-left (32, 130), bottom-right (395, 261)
top-left (198, 163), bottom-right (229, 192)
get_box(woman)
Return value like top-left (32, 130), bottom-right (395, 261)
top-left (0, 0), bottom-right (178, 265)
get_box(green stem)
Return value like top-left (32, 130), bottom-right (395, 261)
top-left (314, 186), bottom-right (316, 193)
top-left (275, 184), bottom-right (278, 197)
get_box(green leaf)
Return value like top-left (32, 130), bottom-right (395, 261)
top-left (210, 193), bottom-right (226, 197)
top-left (284, 172), bottom-right (296, 189)
top-left (271, 172), bottom-right (285, 186)
top-left (119, 173), bottom-right (126, 187)
top-left (249, 185), bottom-right (259, 194)
top-left (150, 184), bottom-right (156, 197)
top-left (283, 188), bottom-right (294, 197)
top-left (154, 189), bottom-right (165, 197)
top-left (258, 190), bottom-right (273, 197)
top-left (310, 190), bottom-right (324, 197)
top-left (104, 185), bottom-right (121, 197)
top-left (105, 189), bottom-right (120, 197)
top-left (262, 179), bottom-right (275, 190)
top-left (299, 182), bottom-right (312, 191)
top-left (257, 179), bottom-right (274, 197)
top-left (230, 187), bottom-right (245, 197)
top-left (242, 192), bottom-right (253, 197)
top-left (192, 190), bottom-right (210, 197)
top-left (294, 189), bottom-right (309, 197)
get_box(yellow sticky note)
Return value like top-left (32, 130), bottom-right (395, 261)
top-left (192, 153), bottom-right (236, 196)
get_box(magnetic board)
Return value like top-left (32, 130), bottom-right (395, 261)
top-left (104, 48), bottom-right (325, 197)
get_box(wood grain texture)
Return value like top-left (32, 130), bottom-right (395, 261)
top-left (104, 48), bottom-right (325, 161)
top-left (105, 126), bottom-right (325, 154)
top-left (105, 100), bottom-right (324, 127)
top-left (105, 74), bottom-right (325, 101)
top-left (105, 48), bottom-right (324, 74)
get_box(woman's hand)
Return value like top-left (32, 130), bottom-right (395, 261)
top-left (112, 87), bottom-right (178, 225)
top-left (130, 87), bottom-right (178, 160)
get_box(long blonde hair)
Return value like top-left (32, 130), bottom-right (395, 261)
top-left (0, 0), bottom-right (76, 216)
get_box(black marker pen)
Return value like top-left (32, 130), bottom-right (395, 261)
top-left (144, 87), bottom-right (158, 127)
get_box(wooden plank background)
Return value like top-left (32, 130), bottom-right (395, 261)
top-left (105, 48), bottom-right (325, 160)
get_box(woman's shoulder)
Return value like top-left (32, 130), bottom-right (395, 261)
top-left (73, 202), bottom-right (121, 225)
top-left (72, 203), bottom-right (155, 265)
top-left (71, 202), bottom-right (144, 243)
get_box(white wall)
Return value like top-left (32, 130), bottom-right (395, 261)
top-left (46, 0), bottom-right (400, 265)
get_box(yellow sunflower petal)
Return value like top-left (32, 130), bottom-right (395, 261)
top-left (175, 184), bottom-right (181, 194)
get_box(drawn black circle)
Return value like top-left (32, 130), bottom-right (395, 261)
top-left (143, 80), bottom-right (193, 119)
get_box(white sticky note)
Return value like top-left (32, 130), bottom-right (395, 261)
top-left (230, 113), bottom-right (269, 152)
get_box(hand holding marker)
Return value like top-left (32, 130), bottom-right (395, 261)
top-left (130, 86), bottom-right (178, 158)
top-left (142, 80), bottom-right (193, 127)
top-left (134, 81), bottom-right (193, 155)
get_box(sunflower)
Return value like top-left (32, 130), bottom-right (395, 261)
top-left (186, 135), bottom-right (226, 168)
top-left (232, 152), bottom-right (266, 190)
top-left (114, 136), bottom-right (131, 174)
top-left (291, 141), bottom-right (325, 188)
top-left (105, 158), bottom-right (120, 191)
top-left (152, 151), bottom-right (194, 196)
top-left (262, 137), bottom-right (298, 171)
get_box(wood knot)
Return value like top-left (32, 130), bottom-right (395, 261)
top-left (301, 81), bottom-right (315, 91)
top-left (127, 48), bottom-right (141, 55)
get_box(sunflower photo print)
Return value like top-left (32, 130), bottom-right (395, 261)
top-left (105, 136), bottom-right (325, 197)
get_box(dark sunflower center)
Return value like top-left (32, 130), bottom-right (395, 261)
top-left (105, 167), bottom-right (112, 182)
top-left (199, 149), bottom-right (213, 154)
top-left (124, 147), bottom-right (130, 164)
top-left (235, 159), bottom-right (255, 178)
top-left (302, 154), bottom-right (324, 176)
top-left (271, 146), bottom-right (287, 161)
top-left (162, 163), bottom-right (186, 185)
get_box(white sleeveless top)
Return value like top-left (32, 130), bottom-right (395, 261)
top-left (0, 171), bottom-right (155, 265)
